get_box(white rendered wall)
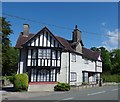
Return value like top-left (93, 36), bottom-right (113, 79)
top-left (82, 59), bottom-right (96, 72)
top-left (58, 52), bottom-right (102, 86)
top-left (70, 53), bottom-right (83, 86)
top-left (57, 52), bottom-right (69, 83)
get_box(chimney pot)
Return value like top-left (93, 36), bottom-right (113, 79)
top-left (75, 25), bottom-right (78, 29)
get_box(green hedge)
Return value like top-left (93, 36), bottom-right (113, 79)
top-left (54, 82), bottom-right (70, 91)
top-left (102, 74), bottom-right (120, 83)
top-left (14, 73), bottom-right (28, 91)
top-left (82, 82), bottom-right (89, 85)
top-left (6, 76), bottom-right (15, 84)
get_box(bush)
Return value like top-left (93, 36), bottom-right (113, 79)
top-left (6, 76), bottom-right (15, 84)
top-left (102, 74), bottom-right (120, 83)
top-left (82, 82), bottom-right (88, 85)
top-left (14, 73), bottom-right (28, 91)
top-left (54, 82), bottom-right (70, 91)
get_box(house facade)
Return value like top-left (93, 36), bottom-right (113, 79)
top-left (15, 24), bottom-right (102, 91)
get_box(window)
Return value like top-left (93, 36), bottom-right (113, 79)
top-left (38, 49), bottom-right (51, 59)
top-left (27, 49), bottom-right (61, 67)
top-left (27, 50), bottom-right (31, 66)
top-left (84, 59), bottom-right (89, 64)
top-left (31, 69), bottom-right (37, 82)
top-left (38, 69), bottom-right (49, 82)
top-left (30, 69), bottom-right (56, 82)
top-left (82, 72), bottom-right (88, 83)
top-left (50, 69), bottom-right (56, 82)
top-left (52, 50), bottom-right (56, 59)
top-left (31, 49), bottom-right (37, 66)
top-left (71, 54), bottom-right (76, 62)
top-left (70, 72), bottom-right (77, 82)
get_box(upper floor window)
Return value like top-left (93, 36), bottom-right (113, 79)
top-left (32, 49), bottom-right (37, 66)
top-left (71, 54), bottom-right (76, 62)
top-left (52, 50), bottom-right (56, 59)
top-left (38, 49), bottom-right (51, 59)
top-left (84, 59), bottom-right (89, 64)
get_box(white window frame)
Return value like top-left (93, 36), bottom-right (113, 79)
top-left (71, 53), bottom-right (76, 62)
top-left (70, 72), bottom-right (77, 82)
top-left (84, 59), bottom-right (89, 64)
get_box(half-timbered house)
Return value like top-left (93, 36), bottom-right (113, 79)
top-left (15, 24), bottom-right (102, 91)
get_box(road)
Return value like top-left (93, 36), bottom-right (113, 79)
top-left (2, 85), bottom-right (119, 101)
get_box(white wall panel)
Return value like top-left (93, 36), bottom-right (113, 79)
top-left (38, 59), bottom-right (41, 66)
top-left (36, 38), bottom-right (39, 46)
top-left (45, 59), bottom-right (47, 66)
top-left (48, 35), bottom-right (50, 47)
top-left (31, 40), bottom-right (34, 46)
top-left (51, 38), bottom-right (54, 47)
top-left (40, 34), bottom-right (43, 46)
top-left (48, 60), bottom-right (50, 66)
top-left (43, 33), bottom-right (47, 47)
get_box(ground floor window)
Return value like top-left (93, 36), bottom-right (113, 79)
top-left (82, 72), bottom-right (88, 83)
top-left (82, 72), bottom-right (100, 84)
top-left (30, 68), bottom-right (57, 82)
top-left (70, 72), bottom-right (77, 82)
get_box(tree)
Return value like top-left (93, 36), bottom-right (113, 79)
top-left (1, 17), bottom-right (19, 76)
top-left (110, 49), bottom-right (120, 74)
top-left (101, 49), bottom-right (112, 73)
top-left (2, 47), bottom-right (19, 75)
top-left (91, 47), bottom-right (112, 73)
top-left (1, 17), bottom-right (13, 46)
top-left (90, 47), bottom-right (100, 51)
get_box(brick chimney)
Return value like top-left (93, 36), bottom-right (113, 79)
top-left (72, 25), bottom-right (83, 53)
top-left (23, 24), bottom-right (29, 37)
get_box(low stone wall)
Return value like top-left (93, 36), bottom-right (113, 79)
top-left (71, 84), bottom-right (99, 90)
top-left (28, 82), bottom-right (57, 92)
top-left (102, 82), bottom-right (119, 86)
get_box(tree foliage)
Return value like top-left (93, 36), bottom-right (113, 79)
top-left (1, 17), bottom-right (19, 76)
top-left (110, 49), bottom-right (120, 74)
top-left (1, 17), bottom-right (13, 46)
top-left (91, 47), bottom-right (120, 75)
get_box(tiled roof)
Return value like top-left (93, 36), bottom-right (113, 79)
top-left (55, 36), bottom-right (74, 52)
top-left (15, 29), bottom-right (100, 61)
top-left (15, 32), bottom-right (34, 48)
top-left (82, 47), bottom-right (100, 60)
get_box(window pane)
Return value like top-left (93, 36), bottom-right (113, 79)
top-left (52, 50), bottom-right (56, 59)
top-left (32, 59), bottom-right (36, 66)
top-left (28, 50), bottom-right (31, 58)
top-left (38, 49), bottom-right (42, 58)
top-left (32, 49), bottom-right (36, 58)
top-left (38, 49), bottom-right (51, 59)
top-left (70, 72), bottom-right (77, 82)
top-left (72, 54), bottom-right (76, 62)
top-left (47, 49), bottom-right (51, 58)
top-left (83, 72), bottom-right (88, 83)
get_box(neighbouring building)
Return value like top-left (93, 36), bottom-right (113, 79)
top-left (15, 24), bottom-right (102, 91)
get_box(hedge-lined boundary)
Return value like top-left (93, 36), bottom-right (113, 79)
top-left (102, 74), bottom-right (120, 83)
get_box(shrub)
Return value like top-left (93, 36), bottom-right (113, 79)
top-left (6, 76), bottom-right (15, 84)
top-left (54, 82), bottom-right (70, 91)
top-left (102, 74), bottom-right (120, 83)
top-left (14, 73), bottom-right (28, 91)
top-left (82, 82), bottom-right (88, 85)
